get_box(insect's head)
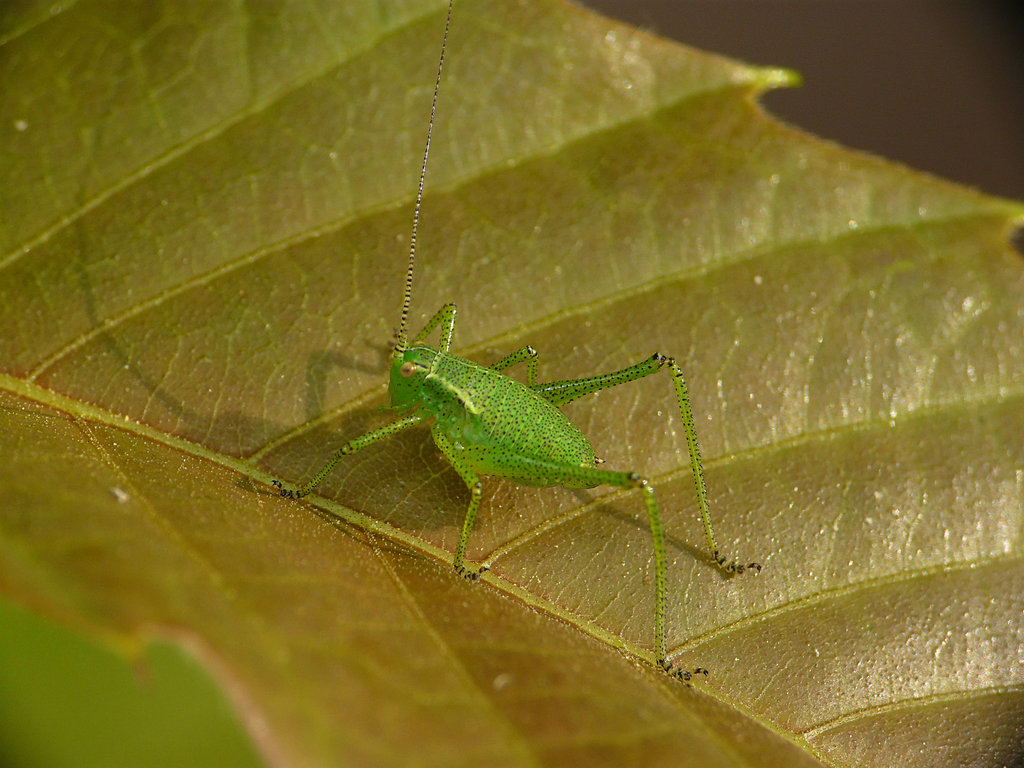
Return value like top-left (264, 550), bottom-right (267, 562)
top-left (388, 345), bottom-right (436, 409)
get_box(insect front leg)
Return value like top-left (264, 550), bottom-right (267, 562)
top-left (430, 425), bottom-right (486, 579)
top-left (410, 303), bottom-right (457, 352)
top-left (533, 353), bottom-right (761, 575)
top-left (272, 413), bottom-right (425, 498)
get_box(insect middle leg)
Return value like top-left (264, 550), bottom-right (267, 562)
top-left (273, 412), bottom-right (426, 499)
top-left (489, 345), bottom-right (538, 385)
top-left (533, 353), bottom-right (760, 576)
top-left (430, 425), bottom-right (485, 579)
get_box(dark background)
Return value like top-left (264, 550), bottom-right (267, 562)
top-left (578, 0), bottom-right (1024, 204)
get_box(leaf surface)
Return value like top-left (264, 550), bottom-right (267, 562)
top-left (2, 0), bottom-right (1023, 766)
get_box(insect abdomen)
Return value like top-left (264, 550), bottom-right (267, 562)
top-left (426, 352), bottom-right (596, 473)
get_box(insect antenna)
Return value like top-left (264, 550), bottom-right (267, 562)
top-left (393, 0), bottom-right (455, 360)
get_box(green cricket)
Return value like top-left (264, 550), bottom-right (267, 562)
top-left (273, 0), bottom-right (760, 680)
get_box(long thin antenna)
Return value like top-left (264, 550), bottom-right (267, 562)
top-left (393, 0), bottom-right (455, 359)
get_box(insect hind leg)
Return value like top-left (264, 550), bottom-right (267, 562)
top-left (449, 445), bottom-right (705, 677)
top-left (532, 353), bottom-right (760, 577)
top-left (531, 352), bottom-right (665, 407)
top-left (661, 357), bottom-right (761, 577)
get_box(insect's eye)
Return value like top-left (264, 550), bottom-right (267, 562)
top-left (399, 361), bottom-right (418, 378)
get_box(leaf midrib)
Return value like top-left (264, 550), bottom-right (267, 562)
top-left (3, 371), bottom-right (1018, 610)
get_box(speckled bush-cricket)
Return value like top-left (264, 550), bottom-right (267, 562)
top-left (273, 0), bottom-right (760, 680)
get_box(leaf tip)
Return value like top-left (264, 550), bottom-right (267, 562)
top-left (753, 66), bottom-right (802, 91)
top-left (731, 65), bottom-right (802, 93)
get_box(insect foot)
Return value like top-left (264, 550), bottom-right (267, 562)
top-left (270, 479), bottom-right (302, 500)
top-left (658, 659), bottom-right (710, 686)
top-left (713, 550), bottom-right (762, 575)
top-left (456, 564), bottom-right (489, 581)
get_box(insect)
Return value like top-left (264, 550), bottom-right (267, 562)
top-left (273, 0), bottom-right (760, 680)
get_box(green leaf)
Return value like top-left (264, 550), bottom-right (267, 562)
top-left (2, 0), bottom-right (1022, 766)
